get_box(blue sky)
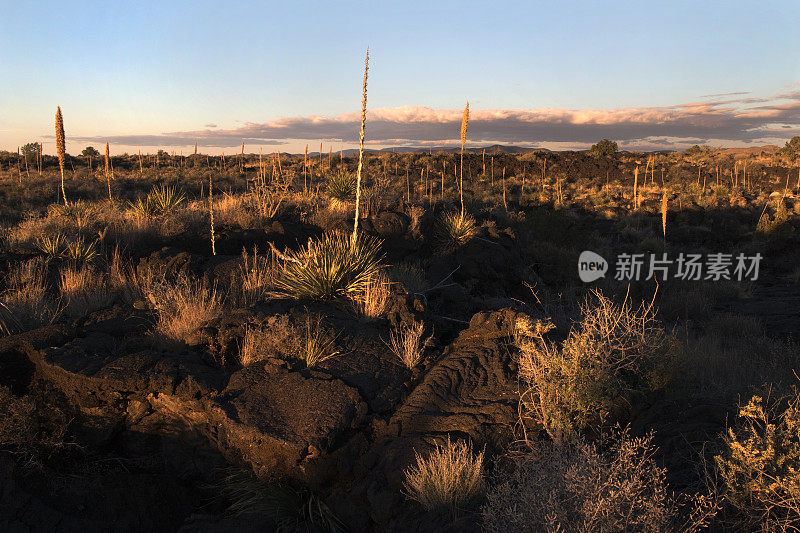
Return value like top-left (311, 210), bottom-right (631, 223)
top-left (2, 0), bottom-right (799, 154)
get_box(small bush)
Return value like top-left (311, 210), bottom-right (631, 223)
top-left (516, 290), bottom-right (676, 441)
top-left (273, 232), bottom-right (383, 300)
top-left (715, 391), bottom-right (800, 530)
top-left (433, 211), bottom-right (477, 253)
top-left (482, 432), bottom-right (713, 532)
top-left (403, 437), bottom-right (485, 517)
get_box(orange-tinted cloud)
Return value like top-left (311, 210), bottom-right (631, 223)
top-left (71, 90), bottom-right (800, 150)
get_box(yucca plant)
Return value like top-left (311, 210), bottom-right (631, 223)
top-left (434, 211), bottom-right (477, 253)
top-left (35, 234), bottom-right (66, 259)
top-left (148, 183), bottom-right (186, 215)
top-left (273, 232), bottom-right (383, 300)
top-left (327, 172), bottom-right (358, 201)
top-left (128, 196), bottom-right (158, 220)
top-left (64, 238), bottom-right (99, 265)
top-left (219, 470), bottom-right (346, 532)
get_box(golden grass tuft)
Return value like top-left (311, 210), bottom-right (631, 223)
top-left (147, 275), bottom-right (222, 343)
top-left (350, 272), bottom-right (390, 318)
top-left (403, 436), bottom-right (485, 516)
top-left (389, 320), bottom-right (426, 368)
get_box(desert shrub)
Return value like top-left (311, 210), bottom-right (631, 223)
top-left (326, 172), bottom-right (357, 201)
top-left (237, 315), bottom-right (299, 366)
top-left (433, 211), bottom-right (477, 253)
top-left (403, 437), bottom-right (485, 517)
top-left (389, 320), bottom-right (426, 369)
top-left (0, 386), bottom-right (67, 461)
top-left (248, 171), bottom-right (290, 219)
top-left (273, 232), bottom-right (383, 300)
top-left (715, 391), bottom-right (800, 530)
top-left (516, 290), bottom-right (676, 441)
top-left (482, 432), bottom-right (713, 532)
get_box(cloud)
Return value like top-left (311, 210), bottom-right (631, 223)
top-left (204, 123), bottom-right (218, 128)
top-left (69, 89), bottom-right (800, 151)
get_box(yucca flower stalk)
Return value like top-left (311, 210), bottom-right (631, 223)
top-left (55, 106), bottom-right (68, 205)
top-left (633, 166), bottom-right (639, 210)
top-left (661, 190), bottom-right (668, 239)
top-left (104, 142), bottom-right (113, 202)
top-left (304, 144), bottom-right (308, 193)
top-left (351, 47), bottom-right (369, 247)
top-left (459, 102), bottom-right (469, 217)
top-left (209, 174), bottom-right (216, 256)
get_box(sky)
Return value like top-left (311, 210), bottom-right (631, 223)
top-left (2, 0), bottom-right (799, 155)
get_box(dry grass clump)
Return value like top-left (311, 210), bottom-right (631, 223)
top-left (482, 432), bottom-right (714, 532)
top-left (389, 320), bottom-right (427, 369)
top-left (146, 275), bottom-right (222, 343)
top-left (516, 290), bottom-right (677, 441)
top-left (403, 437), bottom-right (485, 517)
top-left (433, 211), bottom-right (477, 253)
top-left (350, 271), bottom-right (390, 318)
top-left (235, 247), bottom-right (274, 307)
top-left (715, 391), bottom-right (800, 530)
top-left (1, 258), bottom-right (59, 333)
top-left (273, 232), bottom-right (383, 300)
top-left (239, 325), bottom-right (268, 366)
top-left (237, 315), bottom-right (299, 366)
top-left (59, 264), bottom-right (113, 318)
top-left (301, 314), bottom-right (340, 368)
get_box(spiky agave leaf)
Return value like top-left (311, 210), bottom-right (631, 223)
top-left (148, 183), bottom-right (186, 215)
top-left (326, 172), bottom-right (357, 201)
top-left (434, 211), bottom-right (477, 253)
top-left (274, 232), bottom-right (383, 300)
